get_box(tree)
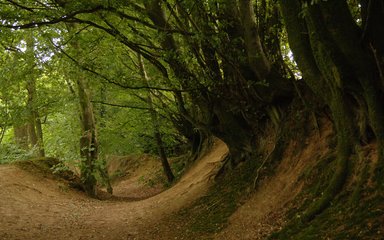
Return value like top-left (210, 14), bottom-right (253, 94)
top-left (25, 33), bottom-right (45, 157)
top-left (279, 0), bottom-right (384, 221)
top-left (0, 31), bottom-right (46, 156)
top-left (138, 53), bottom-right (175, 183)
top-left (64, 24), bottom-right (105, 197)
top-left (1, 0), bottom-right (383, 225)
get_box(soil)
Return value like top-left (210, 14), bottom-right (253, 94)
top-left (0, 138), bottom-right (228, 240)
top-left (0, 120), bottom-right (337, 240)
top-left (213, 119), bottom-right (333, 240)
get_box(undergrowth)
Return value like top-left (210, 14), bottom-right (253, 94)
top-left (0, 143), bottom-right (37, 164)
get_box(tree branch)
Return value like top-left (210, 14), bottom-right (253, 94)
top-left (91, 100), bottom-right (150, 110)
top-left (5, 0), bottom-right (35, 12)
top-left (69, 17), bottom-right (170, 78)
top-left (0, 6), bottom-right (105, 29)
top-left (51, 41), bottom-right (185, 92)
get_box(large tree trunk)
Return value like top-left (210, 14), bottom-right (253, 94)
top-left (279, 0), bottom-right (384, 220)
top-left (66, 24), bottom-right (99, 197)
top-left (76, 76), bottom-right (112, 195)
top-left (145, 0), bottom-right (292, 165)
top-left (22, 33), bottom-right (45, 157)
top-left (13, 125), bottom-right (29, 150)
top-left (238, 0), bottom-right (271, 81)
top-left (77, 75), bottom-right (98, 197)
top-left (26, 78), bottom-right (45, 157)
top-left (279, 0), bottom-right (354, 221)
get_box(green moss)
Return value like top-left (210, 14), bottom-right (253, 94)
top-left (13, 157), bottom-right (61, 177)
top-left (268, 150), bottom-right (384, 240)
top-left (349, 163), bottom-right (369, 206)
top-left (299, 95), bottom-right (352, 222)
top-left (13, 157), bottom-right (81, 184)
top-left (269, 175), bottom-right (384, 240)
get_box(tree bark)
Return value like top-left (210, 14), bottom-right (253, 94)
top-left (77, 75), bottom-right (98, 197)
top-left (25, 33), bottom-right (45, 157)
top-left (238, 0), bottom-right (271, 81)
top-left (279, 0), bottom-right (357, 221)
top-left (144, 0), bottom-right (291, 165)
top-left (13, 125), bottom-right (29, 150)
top-left (0, 125), bottom-right (5, 145)
top-left (66, 24), bottom-right (99, 197)
top-left (26, 78), bottom-right (45, 157)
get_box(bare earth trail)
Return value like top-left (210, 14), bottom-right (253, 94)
top-left (0, 139), bottom-right (228, 240)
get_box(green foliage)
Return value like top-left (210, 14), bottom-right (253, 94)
top-left (0, 0), bottom-right (382, 238)
top-left (43, 114), bottom-right (80, 162)
top-left (0, 143), bottom-right (37, 164)
top-left (347, 0), bottom-right (362, 25)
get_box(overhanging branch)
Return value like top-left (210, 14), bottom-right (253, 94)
top-left (0, 6), bottom-right (105, 29)
top-left (5, 0), bottom-right (35, 12)
top-left (91, 100), bottom-right (150, 110)
top-left (52, 42), bottom-right (185, 92)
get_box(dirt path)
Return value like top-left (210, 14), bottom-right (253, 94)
top-left (0, 139), bottom-right (228, 240)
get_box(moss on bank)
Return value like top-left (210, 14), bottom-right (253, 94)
top-left (12, 157), bottom-right (81, 187)
top-left (180, 158), bottom-right (260, 237)
top-left (269, 190), bottom-right (383, 240)
top-left (269, 145), bottom-right (384, 240)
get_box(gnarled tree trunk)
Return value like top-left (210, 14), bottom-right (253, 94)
top-left (279, 0), bottom-right (384, 220)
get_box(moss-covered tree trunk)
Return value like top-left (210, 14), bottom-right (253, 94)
top-left (13, 125), bottom-right (29, 150)
top-left (279, 0), bottom-right (384, 220)
top-left (23, 33), bottom-right (45, 157)
top-left (26, 78), bottom-right (44, 157)
top-left (76, 75), bottom-right (98, 197)
top-left (65, 24), bottom-right (99, 197)
top-left (0, 125), bottom-right (5, 144)
top-left (145, 0), bottom-right (292, 165)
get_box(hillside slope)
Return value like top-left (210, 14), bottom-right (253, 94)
top-left (0, 139), bottom-right (228, 240)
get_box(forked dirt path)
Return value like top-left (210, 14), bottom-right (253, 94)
top-left (0, 139), bottom-right (228, 240)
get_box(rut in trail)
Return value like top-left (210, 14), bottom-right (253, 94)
top-left (0, 139), bottom-right (228, 240)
